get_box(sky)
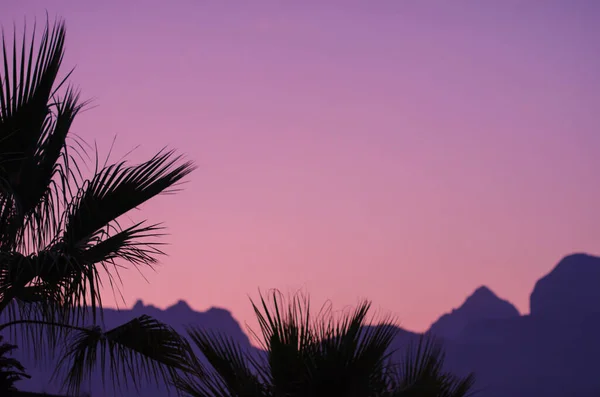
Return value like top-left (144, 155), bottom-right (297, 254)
top-left (2, 0), bottom-right (600, 335)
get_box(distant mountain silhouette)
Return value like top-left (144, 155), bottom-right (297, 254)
top-left (7, 253), bottom-right (600, 396)
top-left (530, 253), bottom-right (600, 319)
top-left (5, 300), bottom-right (258, 396)
top-left (435, 253), bottom-right (600, 397)
top-left (429, 285), bottom-right (520, 340)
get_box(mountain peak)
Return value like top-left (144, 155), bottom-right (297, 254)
top-left (461, 285), bottom-right (504, 309)
top-left (470, 285), bottom-right (495, 298)
top-left (429, 286), bottom-right (519, 339)
top-left (561, 252), bottom-right (594, 262)
top-left (132, 299), bottom-right (145, 311)
top-left (530, 253), bottom-right (600, 318)
top-left (168, 299), bottom-right (192, 312)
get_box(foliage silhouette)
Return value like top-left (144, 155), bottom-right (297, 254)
top-left (0, 17), bottom-right (195, 395)
top-left (175, 290), bottom-right (476, 397)
top-left (0, 335), bottom-right (30, 393)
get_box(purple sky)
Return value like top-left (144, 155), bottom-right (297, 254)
top-left (3, 0), bottom-right (600, 334)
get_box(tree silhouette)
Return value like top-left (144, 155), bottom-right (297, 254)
top-left (0, 17), bottom-right (195, 395)
top-left (0, 335), bottom-right (30, 393)
top-left (175, 291), bottom-right (476, 397)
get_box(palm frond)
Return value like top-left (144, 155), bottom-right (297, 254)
top-left (0, 251), bottom-right (66, 351)
top-left (0, 291), bottom-right (76, 363)
top-left (175, 292), bottom-right (477, 397)
top-left (0, 18), bottom-right (72, 251)
top-left (321, 314), bottom-right (398, 395)
top-left (20, 86), bottom-right (86, 250)
top-left (249, 290), bottom-right (317, 396)
top-left (0, 336), bottom-right (26, 372)
top-left (77, 221), bottom-right (165, 266)
top-left (0, 18), bottom-right (65, 155)
top-left (246, 291), bottom-right (399, 397)
top-left (178, 327), bottom-right (263, 397)
top-left (0, 251), bottom-right (35, 291)
top-left (25, 150), bottom-right (195, 324)
top-left (0, 16), bottom-right (197, 397)
top-left (0, 247), bottom-right (95, 333)
top-left (0, 335), bottom-right (31, 392)
top-left (287, 299), bottom-right (396, 397)
top-left (61, 149), bottom-right (195, 252)
top-left (55, 315), bottom-right (192, 396)
top-left (390, 335), bottom-right (476, 397)
top-left (15, 221), bottom-right (167, 327)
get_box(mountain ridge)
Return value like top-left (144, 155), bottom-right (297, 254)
top-left (6, 252), bottom-right (600, 397)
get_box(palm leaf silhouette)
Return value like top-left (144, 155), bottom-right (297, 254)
top-left (177, 290), bottom-right (476, 397)
top-left (0, 335), bottom-right (30, 393)
top-left (55, 315), bottom-right (194, 394)
top-left (0, 17), bottom-right (196, 395)
top-left (386, 335), bottom-right (476, 397)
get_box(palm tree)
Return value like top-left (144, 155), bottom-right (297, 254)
top-left (0, 17), bottom-right (195, 395)
top-left (175, 290), bottom-right (476, 397)
top-left (0, 335), bottom-right (30, 393)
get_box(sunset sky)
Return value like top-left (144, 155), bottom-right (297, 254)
top-left (3, 0), bottom-right (600, 334)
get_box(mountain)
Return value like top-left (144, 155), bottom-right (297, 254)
top-left (530, 253), bottom-right (600, 319)
top-left (429, 285), bottom-right (520, 340)
top-left (432, 253), bottom-right (600, 397)
top-left (7, 252), bottom-right (600, 396)
top-left (5, 300), bottom-right (258, 396)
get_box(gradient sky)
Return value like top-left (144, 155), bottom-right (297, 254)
top-left (3, 0), bottom-right (600, 334)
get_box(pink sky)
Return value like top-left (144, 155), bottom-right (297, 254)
top-left (3, 0), bottom-right (600, 334)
